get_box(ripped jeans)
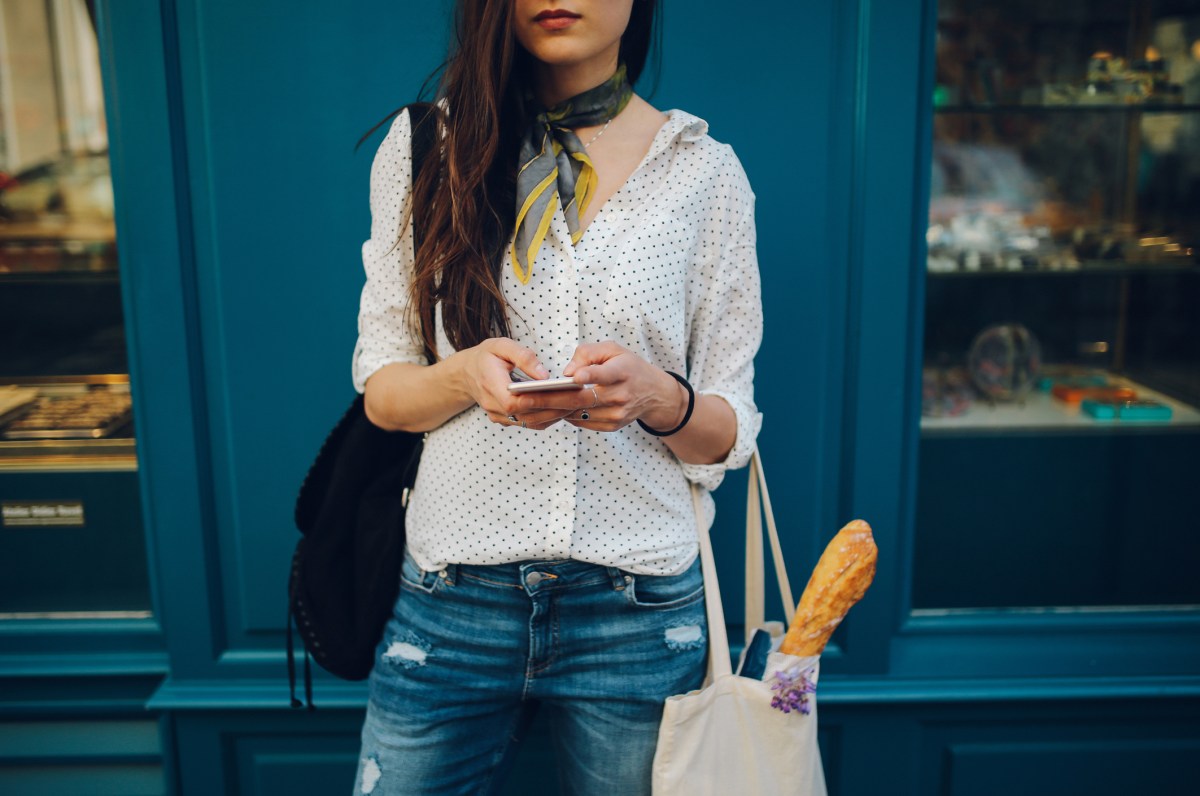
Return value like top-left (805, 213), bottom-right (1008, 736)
top-left (353, 546), bottom-right (708, 796)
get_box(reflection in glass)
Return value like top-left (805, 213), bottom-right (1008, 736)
top-left (914, 0), bottom-right (1200, 611)
top-left (0, 0), bottom-right (150, 618)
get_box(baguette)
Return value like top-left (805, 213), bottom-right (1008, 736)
top-left (780, 520), bottom-right (877, 657)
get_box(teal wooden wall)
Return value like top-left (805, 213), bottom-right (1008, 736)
top-left (1, 0), bottom-right (1196, 794)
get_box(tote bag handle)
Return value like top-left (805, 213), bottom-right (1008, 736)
top-left (744, 449), bottom-right (796, 644)
top-left (692, 447), bottom-right (795, 684)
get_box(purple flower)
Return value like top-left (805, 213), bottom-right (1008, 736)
top-left (768, 665), bottom-right (816, 715)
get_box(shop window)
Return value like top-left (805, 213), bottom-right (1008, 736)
top-left (0, 0), bottom-right (151, 617)
top-left (916, 0), bottom-right (1200, 611)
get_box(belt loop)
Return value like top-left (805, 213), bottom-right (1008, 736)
top-left (606, 566), bottom-right (627, 591)
top-left (444, 562), bottom-right (458, 585)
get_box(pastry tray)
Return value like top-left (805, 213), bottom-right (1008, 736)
top-left (0, 386), bottom-right (39, 426)
top-left (2, 392), bottom-right (133, 440)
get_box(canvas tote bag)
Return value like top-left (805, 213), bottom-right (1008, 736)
top-left (652, 449), bottom-right (827, 795)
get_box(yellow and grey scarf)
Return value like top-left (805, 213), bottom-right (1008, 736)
top-left (511, 64), bottom-right (634, 284)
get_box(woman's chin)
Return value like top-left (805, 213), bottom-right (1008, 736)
top-left (525, 49), bottom-right (624, 84)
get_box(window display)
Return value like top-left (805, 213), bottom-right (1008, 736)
top-left (915, 0), bottom-right (1200, 610)
top-left (0, 0), bottom-right (150, 617)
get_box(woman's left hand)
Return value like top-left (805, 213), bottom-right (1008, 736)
top-left (512, 341), bottom-right (686, 432)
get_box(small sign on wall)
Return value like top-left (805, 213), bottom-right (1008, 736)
top-left (2, 501), bottom-right (86, 527)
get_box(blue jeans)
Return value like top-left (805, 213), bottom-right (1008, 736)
top-left (353, 547), bottom-right (709, 795)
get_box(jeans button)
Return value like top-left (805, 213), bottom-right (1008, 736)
top-left (525, 571), bottom-right (544, 587)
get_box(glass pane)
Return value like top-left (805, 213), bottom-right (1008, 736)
top-left (915, 0), bottom-right (1200, 610)
top-left (0, 0), bottom-right (150, 617)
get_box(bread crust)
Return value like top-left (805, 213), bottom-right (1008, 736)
top-left (780, 520), bottom-right (877, 657)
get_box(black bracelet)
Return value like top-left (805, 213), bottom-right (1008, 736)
top-left (638, 371), bottom-right (695, 437)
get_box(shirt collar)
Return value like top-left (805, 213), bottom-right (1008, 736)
top-left (629, 108), bottom-right (708, 168)
top-left (665, 108), bottom-right (710, 142)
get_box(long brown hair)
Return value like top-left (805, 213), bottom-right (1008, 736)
top-left (359, 1), bottom-right (661, 360)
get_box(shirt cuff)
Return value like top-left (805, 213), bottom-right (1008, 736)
top-left (352, 343), bottom-right (424, 394)
top-left (678, 389), bottom-right (763, 491)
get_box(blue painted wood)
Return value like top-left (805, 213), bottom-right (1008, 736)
top-left (142, 671), bottom-right (1200, 712)
top-left (914, 433), bottom-right (1200, 608)
top-left (913, 700), bottom-right (1200, 796)
top-left (0, 0), bottom-right (170, 681)
top-left (83, 0), bottom-right (1200, 793)
top-left (94, 0), bottom-right (1200, 680)
top-left (169, 710), bottom-right (364, 795)
top-left (827, 0), bottom-right (936, 674)
top-left (0, 674), bottom-right (163, 715)
top-left (104, 0), bottom-right (864, 683)
top-left (0, 471), bottom-right (149, 613)
top-left (848, 0), bottom-right (1200, 682)
top-left (891, 623), bottom-right (1200, 680)
top-left (162, 697), bottom-right (1200, 795)
top-left (146, 0), bottom-right (456, 673)
top-left (237, 738), bottom-right (361, 796)
top-left (944, 740), bottom-right (1200, 795)
top-left (0, 765), bottom-right (165, 796)
top-left (0, 718), bottom-right (165, 796)
top-left (93, 0), bottom-right (449, 681)
top-left (0, 718), bottom-right (160, 758)
top-left (94, 0), bottom-right (215, 682)
top-left (640, 0), bottom-right (863, 653)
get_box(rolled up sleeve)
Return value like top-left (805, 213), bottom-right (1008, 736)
top-left (351, 107), bottom-right (427, 393)
top-left (680, 151), bottom-right (764, 490)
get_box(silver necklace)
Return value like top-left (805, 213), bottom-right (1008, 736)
top-left (583, 118), bottom-right (612, 148)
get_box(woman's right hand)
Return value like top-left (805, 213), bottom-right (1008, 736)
top-left (364, 338), bottom-right (568, 433)
top-left (461, 338), bottom-right (569, 430)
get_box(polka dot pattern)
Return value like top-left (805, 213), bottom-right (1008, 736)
top-left (352, 106), bottom-right (763, 576)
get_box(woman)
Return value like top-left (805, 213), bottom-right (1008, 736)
top-left (352, 1), bottom-right (762, 793)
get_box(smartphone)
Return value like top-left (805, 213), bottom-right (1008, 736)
top-left (507, 377), bottom-right (585, 394)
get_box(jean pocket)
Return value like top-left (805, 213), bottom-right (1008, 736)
top-left (626, 557), bottom-right (704, 609)
top-left (399, 547), bottom-right (441, 595)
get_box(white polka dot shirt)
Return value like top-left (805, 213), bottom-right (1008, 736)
top-left (352, 105), bottom-right (763, 576)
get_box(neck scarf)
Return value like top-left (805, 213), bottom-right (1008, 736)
top-left (511, 63), bottom-right (634, 284)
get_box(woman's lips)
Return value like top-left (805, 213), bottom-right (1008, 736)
top-left (532, 10), bottom-right (578, 30)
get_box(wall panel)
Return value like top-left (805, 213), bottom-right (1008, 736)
top-left (153, 0), bottom-right (859, 676)
top-left (81, 0), bottom-right (1200, 793)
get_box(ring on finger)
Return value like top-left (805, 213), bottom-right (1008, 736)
top-left (520, 419), bottom-right (528, 428)
top-left (579, 410), bottom-right (591, 421)
top-left (589, 387), bottom-right (599, 409)
top-left (507, 414), bottom-right (519, 424)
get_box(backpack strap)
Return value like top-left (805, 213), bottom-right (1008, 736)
top-left (407, 101), bottom-right (437, 256)
top-left (405, 101), bottom-right (438, 366)
top-left (353, 100), bottom-right (440, 364)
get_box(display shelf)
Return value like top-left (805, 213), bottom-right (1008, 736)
top-left (920, 375), bottom-right (1200, 435)
top-left (0, 270), bottom-right (120, 285)
top-left (0, 219), bottom-right (118, 278)
top-left (935, 104), bottom-right (1200, 114)
top-left (0, 219), bottom-right (116, 241)
top-left (0, 439), bottom-right (137, 472)
top-left (0, 378), bottom-right (135, 470)
top-left (927, 261), bottom-right (1199, 278)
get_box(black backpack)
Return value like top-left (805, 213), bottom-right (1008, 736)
top-left (287, 102), bottom-right (437, 706)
